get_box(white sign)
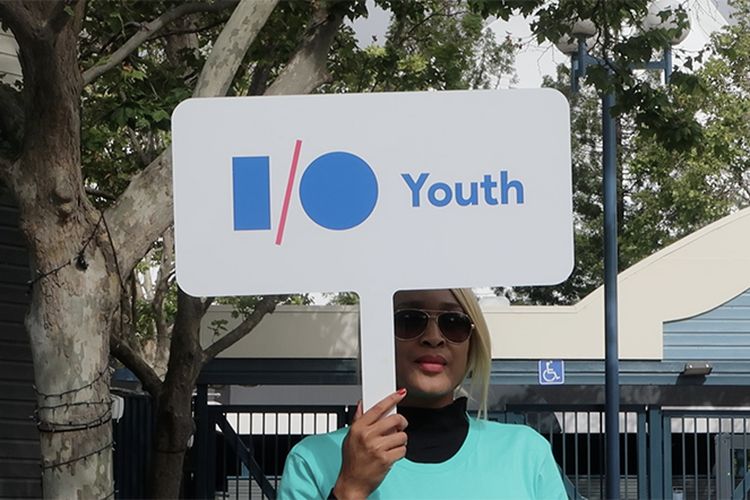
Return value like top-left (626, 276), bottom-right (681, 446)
top-left (172, 89), bottom-right (573, 408)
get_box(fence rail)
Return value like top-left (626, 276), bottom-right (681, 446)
top-left (194, 403), bottom-right (351, 499)
top-left (191, 400), bottom-right (750, 500)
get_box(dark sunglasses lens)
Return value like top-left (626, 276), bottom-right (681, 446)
top-left (438, 312), bottom-right (473, 342)
top-left (394, 310), bottom-right (428, 339)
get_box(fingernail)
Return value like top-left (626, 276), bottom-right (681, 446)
top-left (397, 388), bottom-right (407, 396)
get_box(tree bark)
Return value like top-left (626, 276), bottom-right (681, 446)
top-left (4, 2), bottom-right (119, 497)
top-left (148, 228), bottom-right (175, 378)
top-left (264, 5), bottom-right (343, 96)
top-left (148, 289), bottom-right (207, 499)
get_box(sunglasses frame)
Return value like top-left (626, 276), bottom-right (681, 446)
top-left (393, 308), bottom-right (475, 344)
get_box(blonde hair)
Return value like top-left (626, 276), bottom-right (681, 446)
top-left (451, 288), bottom-right (491, 419)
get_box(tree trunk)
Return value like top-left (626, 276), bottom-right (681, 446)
top-left (7, 3), bottom-right (119, 496)
top-left (148, 290), bottom-right (206, 499)
top-left (26, 234), bottom-right (120, 498)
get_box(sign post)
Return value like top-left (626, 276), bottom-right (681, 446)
top-left (172, 89), bottom-right (574, 409)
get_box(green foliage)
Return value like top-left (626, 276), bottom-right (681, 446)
top-left (208, 318), bottom-right (228, 339)
top-left (327, 0), bottom-right (517, 93)
top-left (213, 294), bottom-right (311, 322)
top-left (468, 0), bottom-right (703, 152)
top-left (81, 1), bottom-right (208, 204)
top-left (284, 294), bottom-right (314, 305)
top-left (327, 292), bottom-right (361, 305)
top-left (502, 3), bottom-right (750, 304)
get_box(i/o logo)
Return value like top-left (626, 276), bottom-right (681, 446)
top-left (232, 140), bottom-right (379, 245)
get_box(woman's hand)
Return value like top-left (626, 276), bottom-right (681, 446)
top-left (332, 389), bottom-right (409, 499)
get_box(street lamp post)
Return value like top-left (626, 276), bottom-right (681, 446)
top-left (555, 2), bottom-right (689, 498)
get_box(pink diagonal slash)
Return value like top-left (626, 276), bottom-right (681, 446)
top-left (275, 139), bottom-right (303, 245)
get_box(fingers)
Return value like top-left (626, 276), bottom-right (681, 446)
top-left (371, 413), bottom-right (408, 436)
top-left (384, 445), bottom-right (407, 464)
top-left (336, 392), bottom-right (409, 497)
top-left (379, 431), bottom-right (408, 452)
top-left (359, 389), bottom-right (407, 425)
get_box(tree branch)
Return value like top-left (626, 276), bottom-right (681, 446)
top-left (0, 2), bottom-right (36, 44)
top-left (45, 0), bottom-right (81, 35)
top-left (107, 0), bottom-right (278, 277)
top-left (82, 0), bottom-right (239, 86)
top-left (108, 0), bottom-right (343, 278)
top-left (84, 186), bottom-right (116, 201)
top-left (192, 0), bottom-right (279, 97)
top-left (201, 296), bottom-right (215, 316)
top-left (111, 332), bottom-right (163, 398)
top-left (203, 295), bottom-right (283, 360)
top-left (265, 5), bottom-right (344, 96)
top-left (153, 227), bottom-right (174, 349)
top-left (150, 16), bottom-right (230, 42)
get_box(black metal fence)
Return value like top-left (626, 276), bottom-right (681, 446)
top-left (499, 404), bottom-right (647, 500)
top-left (194, 404), bottom-right (351, 499)
top-left (660, 410), bottom-right (750, 500)
top-left (112, 393), bottom-right (153, 500)
top-left (191, 402), bottom-right (750, 500)
top-left (114, 392), bottom-right (750, 500)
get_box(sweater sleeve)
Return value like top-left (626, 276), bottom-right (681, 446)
top-left (534, 447), bottom-right (568, 500)
top-left (278, 451), bottom-right (324, 500)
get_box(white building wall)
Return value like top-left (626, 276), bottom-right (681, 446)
top-left (0, 30), bottom-right (21, 85)
top-left (202, 208), bottom-right (750, 361)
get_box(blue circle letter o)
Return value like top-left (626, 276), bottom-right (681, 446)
top-left (299, 152), bottom-right (378, 230)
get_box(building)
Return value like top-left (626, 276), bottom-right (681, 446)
top-left (196, 207), bottom-right (750, 499)
top-left (200, 207), bottom-right (750, 410)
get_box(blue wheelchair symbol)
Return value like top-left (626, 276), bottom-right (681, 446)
top-left (538, 360), bottom-right (564, 385)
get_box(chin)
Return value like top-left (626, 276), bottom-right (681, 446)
top-left (401, 374), bottom-right (455, 400)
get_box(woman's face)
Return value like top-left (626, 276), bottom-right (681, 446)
top-left (393, 289), bottom-right (471, 408)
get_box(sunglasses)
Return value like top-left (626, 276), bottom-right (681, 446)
top-left (393, 309), bottom-right (474, 344)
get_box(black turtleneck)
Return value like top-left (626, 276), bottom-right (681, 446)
top-left (398, 397), bottom-right (469, 463)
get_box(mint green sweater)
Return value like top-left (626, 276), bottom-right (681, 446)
top-left (279, 417), bottom-right (567, 499)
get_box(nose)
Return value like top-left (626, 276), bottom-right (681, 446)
top-left (420, 317), bottom-right (445, 347)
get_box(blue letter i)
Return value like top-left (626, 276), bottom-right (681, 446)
top-left (233, 156), bottom-right (271, 230)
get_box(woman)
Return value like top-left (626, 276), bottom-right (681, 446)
top-left (279, 289), bottom-right (567, 499)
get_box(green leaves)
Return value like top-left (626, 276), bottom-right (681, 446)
top-left (469, 0), bottom-right (708, 152)
top-left (506, 0), bottom-right (750, 305)
top-left (328, 0), bottom-right (516, 93)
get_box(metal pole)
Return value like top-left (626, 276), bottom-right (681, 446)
top-left (664, 47), bottom-right (673, 84)
top-left (194, 384), bottom-right (209, 499)
top-left (602, 88), bottom-right (621, 500)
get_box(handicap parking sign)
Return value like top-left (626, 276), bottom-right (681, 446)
top-left (538, 360), bottom-right (565, 385)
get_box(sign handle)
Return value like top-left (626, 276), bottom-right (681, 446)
top-left (358, 289), bottom-right (397, 412)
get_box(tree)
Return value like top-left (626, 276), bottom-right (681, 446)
top-left (0, 0), bottom-right (516, 496)
top-left (502, 0), bottom-right (750, 305)
top-left (0, 0), bottom-right (342, 496)
top-left (471, 0), bottom-right (703, 151)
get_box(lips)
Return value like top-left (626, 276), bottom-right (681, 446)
top-left (415, 355), bottom-right (447, 374)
